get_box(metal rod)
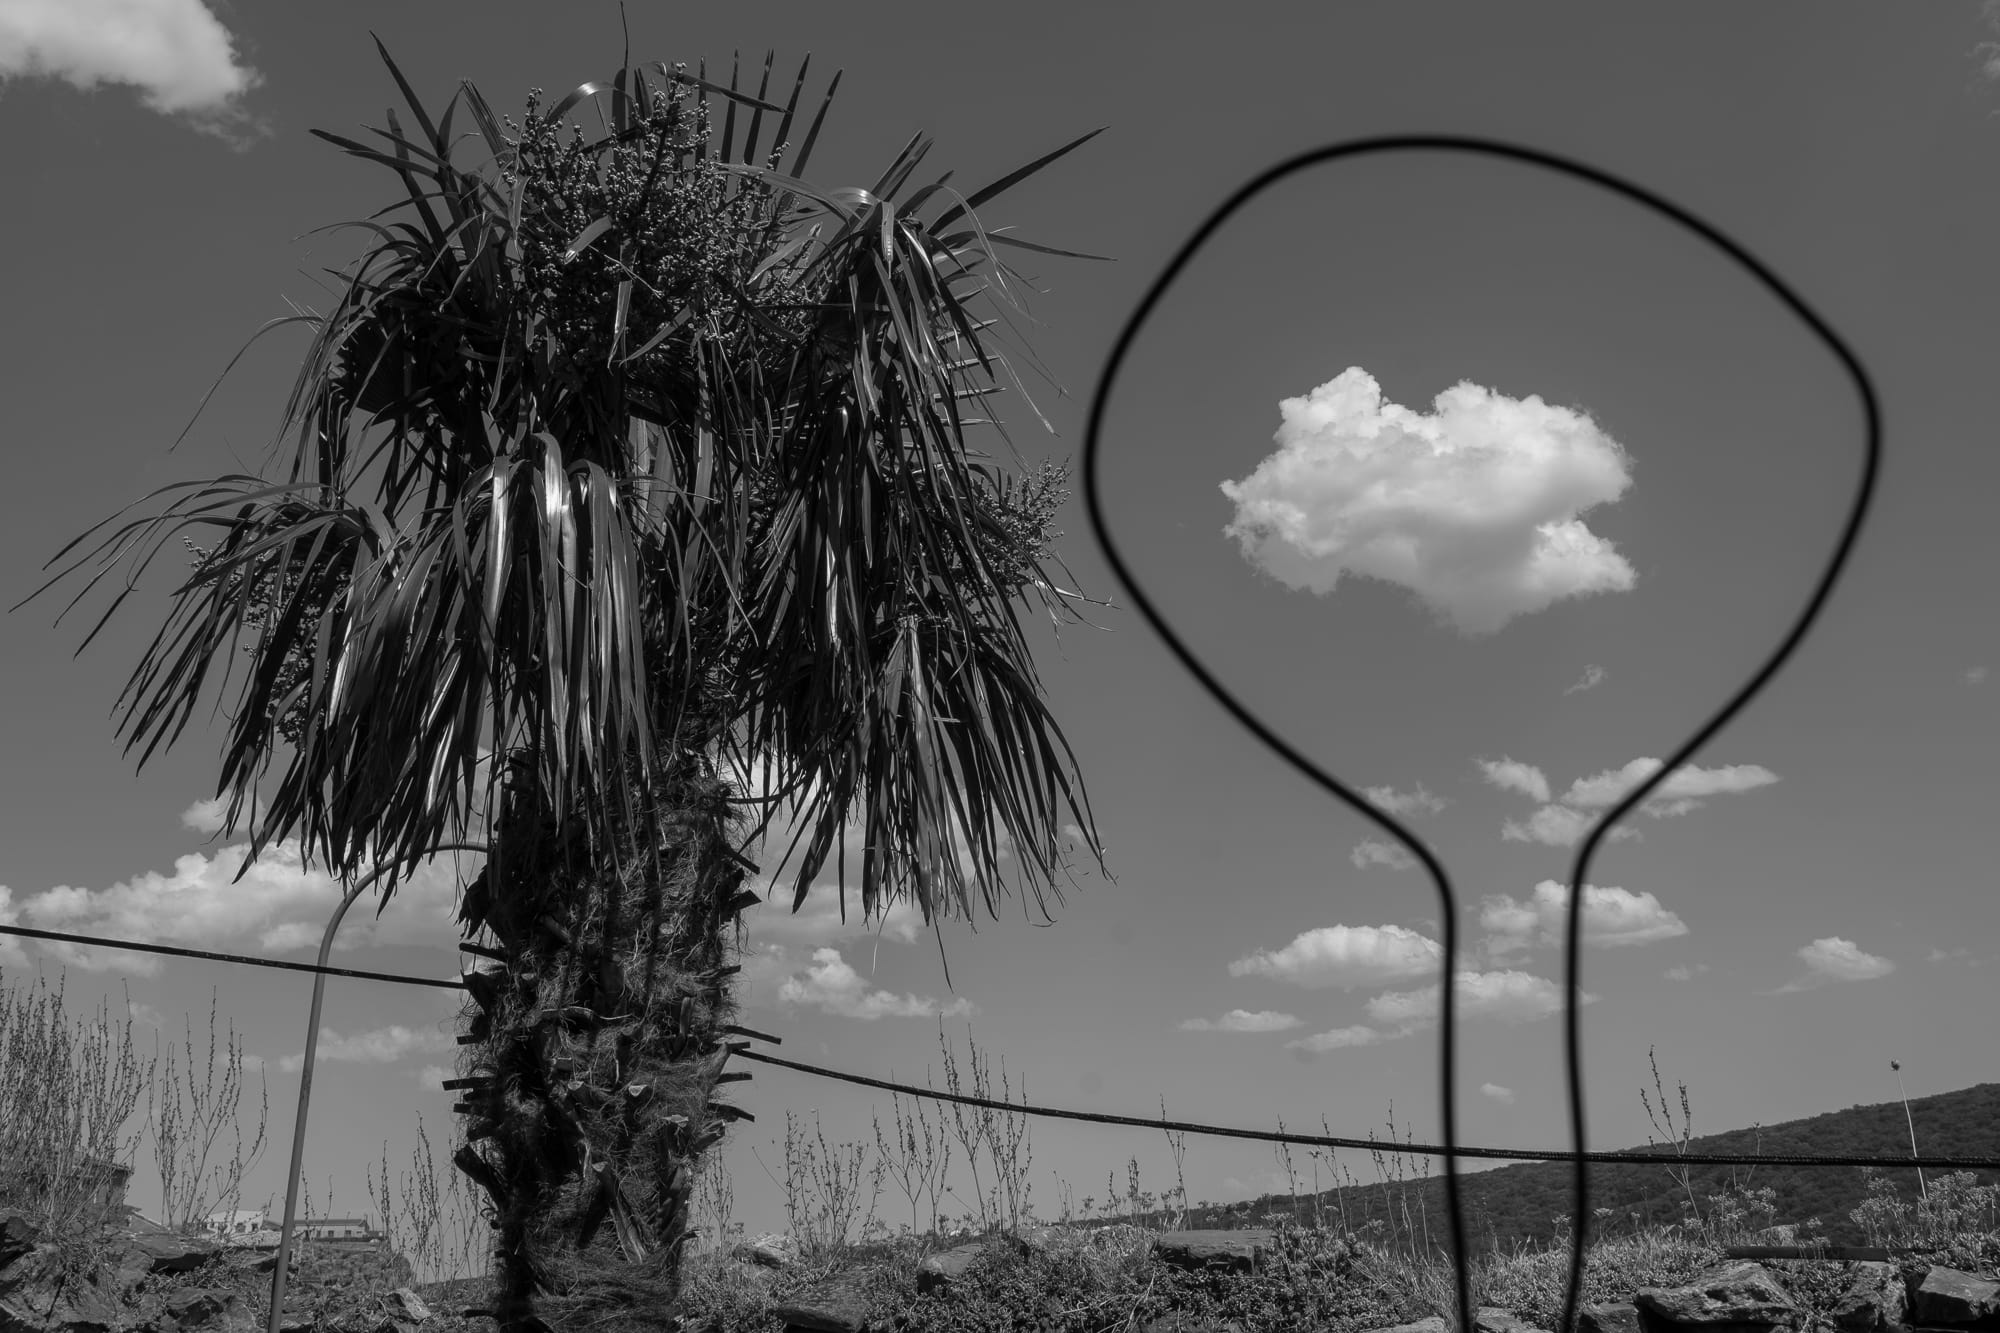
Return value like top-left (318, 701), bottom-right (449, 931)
top-left (266, 846), bottom-right (484, 1333)
top-left (265, 873), bottom-right (368, 1333)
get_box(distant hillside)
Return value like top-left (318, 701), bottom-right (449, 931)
top-left (1180, 1082), bottom-right (2000, 1248)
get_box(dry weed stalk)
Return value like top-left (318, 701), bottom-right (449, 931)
top-left (149, 989), bottom-right (268, 1232)
top-left (0, 972), bottom-right (153, 1245)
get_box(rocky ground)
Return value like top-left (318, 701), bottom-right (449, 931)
top-left (0, 1210), bottom-right (484, 1333)
top-left (733, 1226), bottom-right (2000, 1333)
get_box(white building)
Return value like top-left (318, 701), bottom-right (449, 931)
top-left (204, 1209), bottom-right (267, 1237)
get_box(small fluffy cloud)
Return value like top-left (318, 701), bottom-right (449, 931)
top-left (1220, 368), bottom-right (1636, 635)
top-left (1560, 758), bottom-right (1779, 814)
top-left (1364, 784), bottom-right (1446, 818)
top-left (1774, 937), bottom-right (1893, 993)
top-left (180, 798), bottom-right (229, 834)
top-left (1491, 755), bottom-right (1772, 845)
top-left (1481, 881), bottom-right (1688, 954)
top-left (1663, 963), bottom-right (1710, 982)
top-left (1180, 1009), bottom-right (1302, 1033)
top-left (278, 1024), bottom-right (454, 1073)
top-left (1500, 804), bottom-right (1642, 848)
top-left (1966, 667), bottom-right (1989, 685)
top-left (1229, 924), bottom-right (1442, 990)
top-left (0, 0), bottom-right (260, 127)
top-left (1564, 665), bottom-right (1607, 695)
top-left (777, 947), bottom-right (975, 1021)
top-left (1479, 758), bottom-right (1551, 805)
top-left (1351, 839), bottom-right (1418, 872)
top-left (1283, 1024), bottom-right (1384, 1052)
top-left (1365, 969), bottom-right (1589, 1028)
top-left (1481, 1082), bottom-right (1516, 1104)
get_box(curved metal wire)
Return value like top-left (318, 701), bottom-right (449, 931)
top-left (1078, 135), bottom-right (1880, 1333)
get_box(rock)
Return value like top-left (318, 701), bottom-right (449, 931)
top-left (732, 1234), bottom-right (797, 1269)
top-left (1912, 1268), bottom-right (2000, 1327)
top-left (0, 1214), bottom-right (38, 1272)
top-left (165, 1290), bottom-right (229, 1328)
top-left (1363, 1319), bottom-right (1448, 1333)
top-left (917, 1240), bottom-right (1009, 1296)
top-left (1831, 1261), bottom-right (1909, 1333)
top-left (0, 1272), bottom-right (122, 1333)
top-left (1580, 1303), bottom-right (1645, 1333)
top-left (1636, 1261), bottom-right (1804, 1331)
top-left (385, 1290), bottom-right (429, 1324)
top-left (771, 1267), bottom-right (877, 1333)
top-left (130, 1235), bottom-right (217, 1276)
top-left (1147, 1229), bottom-right (1278, 1276)
top-left (1477, 1309), bottom-right (1552, 1333)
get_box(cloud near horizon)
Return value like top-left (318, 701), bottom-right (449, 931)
top-left (775, 946), bottom-right (976, 1021)
top-left (1773, 937), bottom-right (1894, 993)
top-left (1283, 967), bottom-right (1589, 1053)
top-left (1491, 756), bottom-right (1776, 846)
top-left (1229, 923), bottom-right (1442, 990)
top-left (0, 827), bottom-right (478, 973)
top-left (1350, 839), bottom-right (1418, 872)
top-left (0, 0), bottom-right (260, 132)
top-left (1481, 880), bottom-right (1688, 954)
top-left (1221, 368), bottom-right (1636, 635)
top-left (1180, 1009), bottom-right (1303, 1033)
top-left (278, 1024), bottom-right (455, 1073)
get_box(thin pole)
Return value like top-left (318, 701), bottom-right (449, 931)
top-left (265, 874), bottom-right (368, 1333)
top-left (266, 846), bottom-right (484, 1333)
top-left (1892, 1059), bottom-right (1928, 1204)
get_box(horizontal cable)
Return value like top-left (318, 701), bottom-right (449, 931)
top-left (734, 1049), bottom-right (2000, 1172)
top-left (10, 917), bottom-right (1994, 1172)
top-left (0, 922), bottom-right (468, 991)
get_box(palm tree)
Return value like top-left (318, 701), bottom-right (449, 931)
top-left (30, 42), bottom-right (1104, 1332)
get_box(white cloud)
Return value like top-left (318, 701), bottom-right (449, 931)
top-left (776, 947), bottom-right (975, 1021)
top-left (1283, 1024), bottom-right (1384, 1052)
top-left (0, 0), bottom-right (260, 127)
top-left (1480, 881), bottom-right (1688, 954)
top-left (1560, 758), bottom-right (1779, 814)
top-left (413, 1064), bottom-right (455, 1090)
top-left (1180, 1009), bottom-right (1302, 1033)
top-left (3, 838), bottom-right (478, 974)
top-left (1478, 758), bottom-right (1551, 804)
top-left (1564, 665), bottom-right (1607, 695)
top-left (180, 798), bottom-right (229, 834)
top-left (1365, 970), bottom-right (1589, 1028)
top-left (1350, 839), bottom-right (1417, 872)
top-left (1774, 937), bottom-right (1893, 993)
top-left (1499, 804), bottom-right (1639, 847)
top-left (1220, 367), bottom-right (1636, 635)
top-left (1363, 784), bottom-right (1446, 818)
top-left (1966, 666), bottom-right (1989, 685)
top-left (1228, 924), bottom-right (1442, 990)
top-left (277, 1024), bottom-right (455, 1073)
top-left (1663, 963), bottom-right (1709, 982)
top-left (1481, 1082), bottom-right (1516, 1104)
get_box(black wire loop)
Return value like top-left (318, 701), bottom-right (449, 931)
top-left (1078, 135), bottom-right (1880, 1333)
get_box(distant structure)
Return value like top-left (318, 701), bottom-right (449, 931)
top-left (298, 1217), bottom-right (377, 1241)
top-left (204, 1208), bottom-right (269, 1239)
top-left (0, 1156), bottom-right (133, 1216)
top-left (199, 1208), bottom-right (382, 1248)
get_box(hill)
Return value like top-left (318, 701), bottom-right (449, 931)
top-left (1187, 1082), bottom-right (2000, 1248)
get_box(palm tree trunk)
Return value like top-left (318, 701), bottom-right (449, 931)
top-left (451, 751), bottom-right (761, 1333)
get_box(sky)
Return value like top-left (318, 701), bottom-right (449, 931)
top-left (2, 0), bottom-right (1998, 1261)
